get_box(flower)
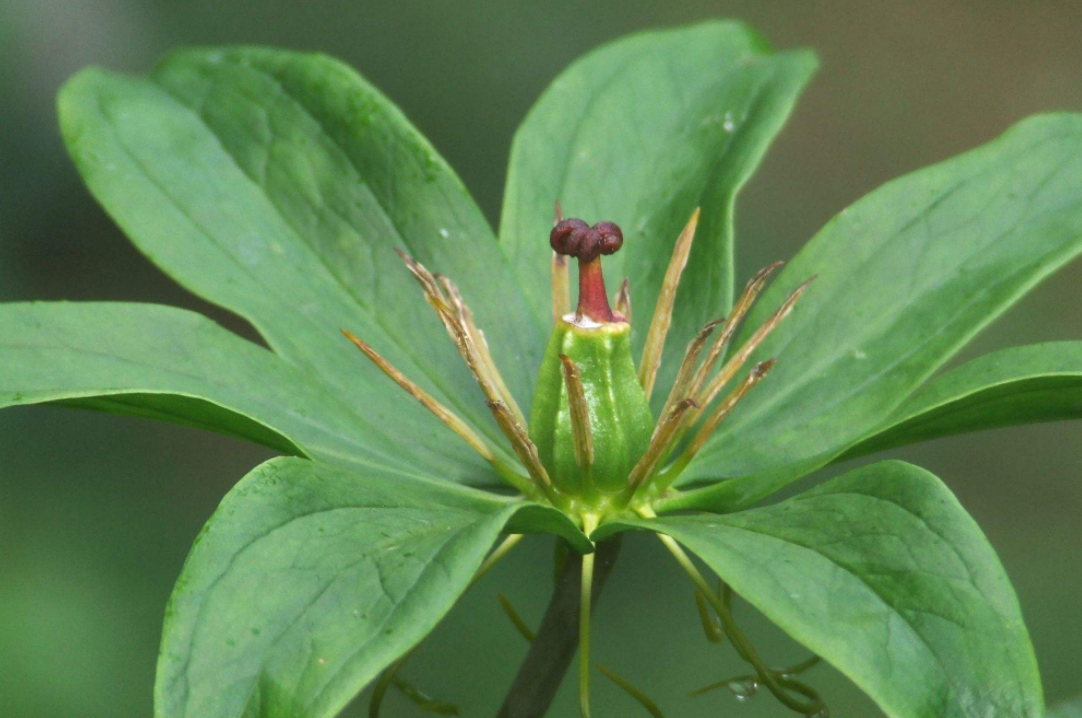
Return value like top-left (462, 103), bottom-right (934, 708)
top-left (343, 209), bottom-right (811, 527)
top-left (7, 20), bottom-right (1078, 718)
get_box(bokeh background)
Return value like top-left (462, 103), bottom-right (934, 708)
top-left (3, 1), bottom-right (1081, 716)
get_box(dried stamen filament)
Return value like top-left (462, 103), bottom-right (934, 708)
top-left (397, 251), bottom-right (541, 461)
top-left (489, 399), bottom-right (560, 503)
top-left (649, 272), bottom-right (812, 488)
top-left (694, 277), bottom-right (813, 414)
top-left (684, 261), bottom-right (784, 403)
top-left (559, 355), bottom-right (595, 472)
top-left (552, 251), bottom-right (571, 323)
top-left (624, 398), bottom-right (699, 499)
top-left (613, 277), bottom-right (632, 323)
top-left (341, 329), bottom-right (532, 495)
top-left (439, 274), bottom-right (526, 426)
top-left (638, 208), bottom-right (700, 400)
top-left (655, 359), bottom-right (776, 492)
top-left (657, 317), bottom-right (724, 420)
top-left (397, 250), bottom-right (524, 422)
top-left (348, 250), bottom-right (559, 503)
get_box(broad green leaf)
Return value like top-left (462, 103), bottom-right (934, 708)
top-left (156, 456), bottom-right (586, 718)
top-left (679, 113), bottom-right (1082, 509)
top-left (58, 47), bottom-right (539, 486)
top-left (840, 342), bottom-right (1082, 461)
top-left (600, 461), bottom-right (1042, 718)
top-left (499, 21), bottom-right (816, 407)
top-left (0, 302), bottom-right (479, 482)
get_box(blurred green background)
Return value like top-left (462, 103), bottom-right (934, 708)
top-left (2, 1), bottom-right (1081, 716)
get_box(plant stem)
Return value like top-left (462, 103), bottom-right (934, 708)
top-left (578, 516), bottom-right (599, 718)
top-left (496, 537), bottom-right (622, 718)
top-left (474, 534), bottom-right (524, 587)
top-left (648, 524), bottom-right (824, 715)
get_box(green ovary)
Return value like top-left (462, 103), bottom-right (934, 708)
top-left (529, 320), bottom-right (654, 503)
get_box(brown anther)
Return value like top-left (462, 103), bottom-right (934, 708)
top-left (550, 217), bottom-right (625, 322)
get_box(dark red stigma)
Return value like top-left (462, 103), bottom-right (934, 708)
top-left (550, 218), bottom-right (624, 323)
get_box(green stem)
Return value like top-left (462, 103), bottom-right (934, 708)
top-left (498, 593), bottom-right (538, 643)
top-left (641, 509), bottom-right (823, 716)
top-left (579, 515), bottom-right (599, 718)
top-left (496, 538), bottom-right (623, 718)
top-left (597, 665), bottom-right (667, 718)
top-left (473, 534), bottom-right (523, 588)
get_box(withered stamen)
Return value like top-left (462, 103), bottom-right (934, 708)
top-left (488, 399), bottom-right (560, 503)
top-left (341, 329), bottom-right (531, 493)
top-left (559, 355), bottom-right (594, 471)
top-left (613, 278), bottom-right (632, 324)
top-left (687, 261), bottom-right (784, 402)
top-left (693, 359), bottom-right (776, 456)
top-left (396, 249), bottom-right (461, 339)
top-left (393, 250), bottom-right (553, 499)
top-left (439, 275), bottom-right (527, 427)
top-left (624, 398), bottom-right (699, 498)
top-left (552, 252), bottom-right (571, 324)
top-left (695, 277), bottom-right (814, 413)
top-left (638, 208), bottom-right (700, 399)
top-left (658, 317), bottom-right (724, 420)
top-left (397, 251), bottom-right (525, 422)
top-left (659, 360), bottom-right (776, 487)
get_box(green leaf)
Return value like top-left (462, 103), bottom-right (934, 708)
top-left (840, 341), bottom-right (1082, 461)
top-left (156, 456), bottom-right (586, 718)
top-left (0, 302), bottom-right (480, 482)
top-left (600, 461), bottom-right (1043, 718)
top-left (678, 113), bottom-right (1082, 509)
top-left (57, 47), bottom-right (539, 485)
top-left (499, 21), bottom-right (816, 406)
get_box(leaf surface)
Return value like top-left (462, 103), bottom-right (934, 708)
top-left (601, 461), bottom-right (1043, 718)
top-left (156, 457), bottom-right (585, 718)
top-left (500, 21), bottom-right (816, 407)
top-left (840, 341), bottom-right (1082, 460)
top-left (58, 48), bottom-right (538, 484)
top-left (0, 302), bottom-right (470, 480)
top-left (678, 113), bottom-right (1082, 509)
